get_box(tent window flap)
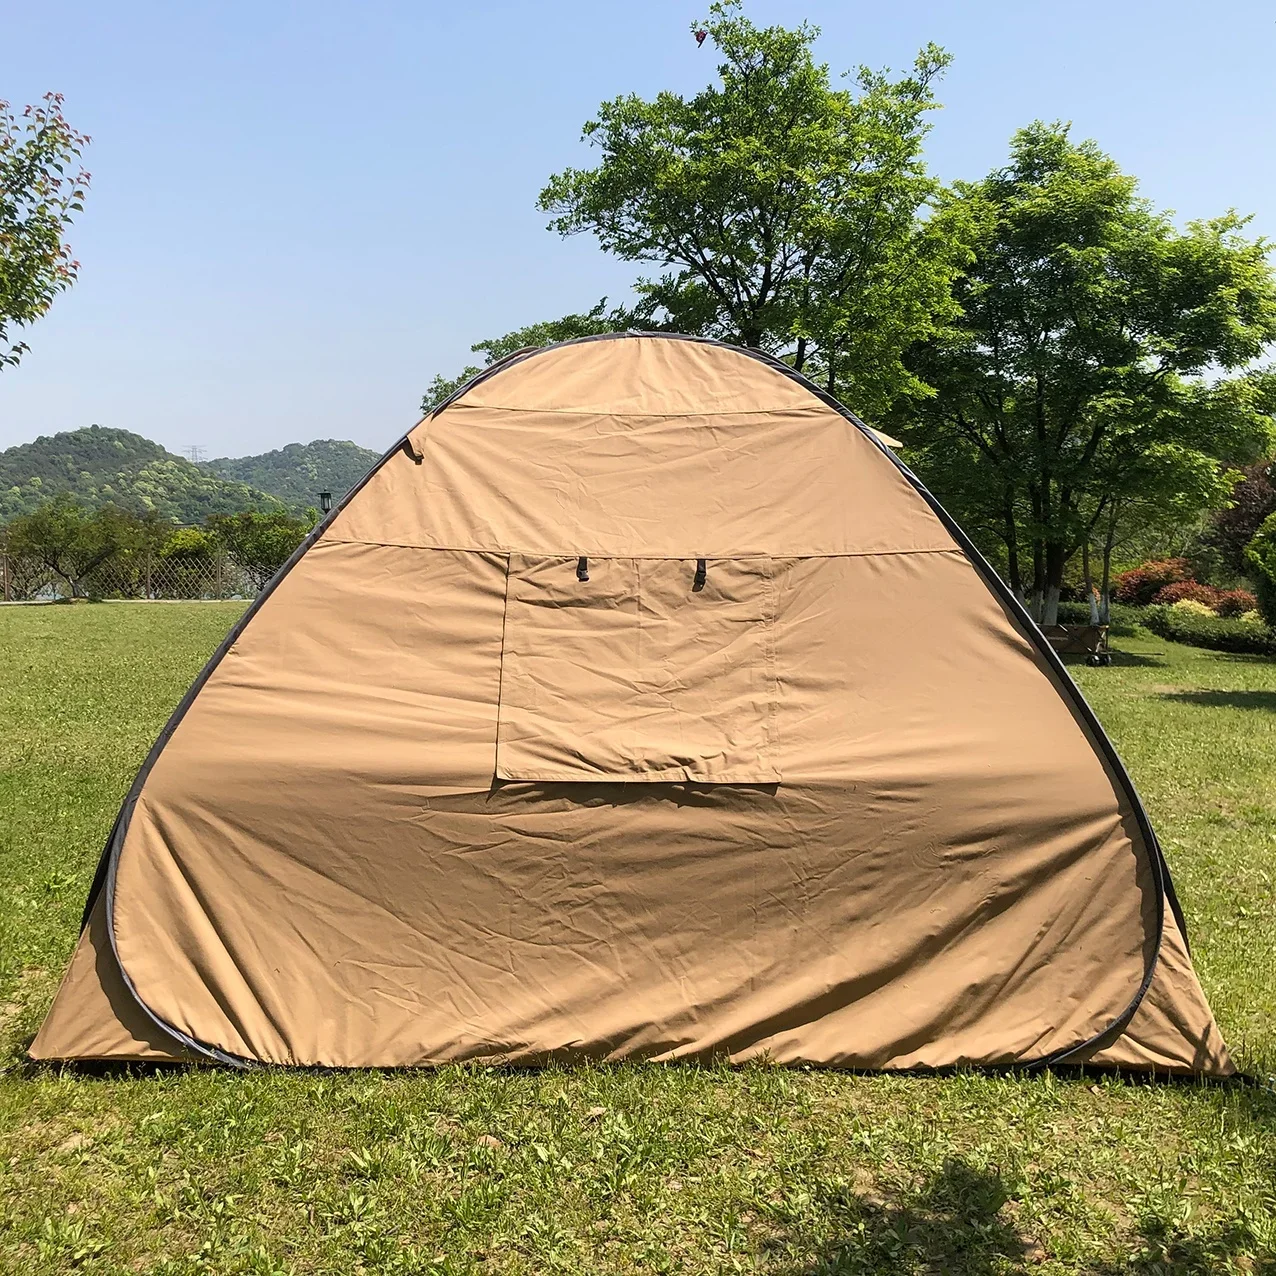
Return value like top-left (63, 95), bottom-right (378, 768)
top-left (496, 554), bottom-right (780, 783)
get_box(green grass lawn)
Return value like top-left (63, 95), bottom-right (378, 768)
top-left (1, 602), bottom-right (1273, 1275)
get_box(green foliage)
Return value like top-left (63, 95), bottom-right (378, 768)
top-left (897, 122), bottom-right (1276, 617)
top-left (0, 425), bottom-right (282, 522)
top-left (1143, 602), bottom-right (1276, 655)
top-left (160, 526), bottom-right (215, 560)
top-left (1, 497), bottom-right (166, 596)
top-left (536, 2), bottom-right (971, 417)
top-left (0, 93), bottom-right (90, 370)
top-left (1195, 458), bottom-right (1276, 578)
top-left (207, 508), bottom-right (317, 591)
top-left (422, 300), bottom-right (633, 411)
top-left (1245, 510), bottom-right (1276, 626)
top-left (201, 439), bottom-right (379, 508)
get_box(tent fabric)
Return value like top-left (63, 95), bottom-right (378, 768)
top-left (31, 333), bottom-right (1232, 1075)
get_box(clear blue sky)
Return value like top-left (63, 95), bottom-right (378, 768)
top-left (1, 0), bottom-right (1273, 458)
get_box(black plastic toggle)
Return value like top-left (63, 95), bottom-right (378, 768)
top-left (576, 556), bottom-right (590, 582)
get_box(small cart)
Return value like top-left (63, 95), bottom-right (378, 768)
top-left (1042, 623), bottom-right (1111, 666)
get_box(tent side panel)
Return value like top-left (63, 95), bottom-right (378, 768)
top-left (29, 892), bottom-right (188, 1062)
top-left (1084, 907), bottom-right (1233, 1075)
top-left (106, 549), bottom-right (1168, 1068)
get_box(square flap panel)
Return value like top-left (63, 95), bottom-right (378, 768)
top-left (497, 555), bottom-right (779, 783)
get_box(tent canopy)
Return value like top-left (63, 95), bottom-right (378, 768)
top-left (33, 334), bottom-right (1229, 1075)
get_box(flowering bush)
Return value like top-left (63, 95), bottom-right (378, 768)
top-left (1213, 588), bottom-right (1259, 618)
top-left (1240, 609), bottom-right (1264, 625)
top-left (1170, 598), bottom-right (1217, 617)
top-left (1113, 558), bottom-right (1191, 605)
top-left (1153, 581), bottom-right (1221, 609)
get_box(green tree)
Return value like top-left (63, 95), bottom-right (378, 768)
top-left (1193, 457), bottom-right (1276, 580)
top-left (536, 2), bottom-right (971, 417)
top-left (1, 93), bottom-right (90, 369)
top-left (1246, 512), bottom-right (1276, 626)
top-left (3, 498), bottom-right (141, 596)
top-left (897, 123), bottom-right (1276, 623)
top-left (207, 509), bottom-right (317, 592)
top-left (421, 300), bottom-right (632, 412)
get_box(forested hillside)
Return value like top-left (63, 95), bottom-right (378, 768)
top-left (202, 439), bottom-right (379, 507)
top-left (1, 428), bottom-right (378, 523)
top-left (0, 425), bottom-right (278, 523)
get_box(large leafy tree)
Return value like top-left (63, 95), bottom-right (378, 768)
top-left (1, 93), bottom-right (90, 370)
top-left (535, 2), bottom-right (971, 418)
top-left (207, 509), bottom-right (317, 591)
top-left (1194, 457), bottom-right (1276, 579)
top-left (3, 498), bottom-right (153, 597)
top-left (897, 123), bottom-right (1276, 623)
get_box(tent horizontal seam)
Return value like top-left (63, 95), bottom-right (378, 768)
top-left (435, 404), bottom-right (834, 419)
top-left (317, 537), bottom-right (963, 560)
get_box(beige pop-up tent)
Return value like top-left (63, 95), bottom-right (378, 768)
top-left (33, 334), bottom-right (1230, 1074)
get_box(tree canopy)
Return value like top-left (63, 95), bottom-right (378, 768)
top-left (2, 497), bottom-right (163, 596)
top-left (206, 508), bottom-right (317, 592)
top-left (534, 2), bottom-right (971, 417)
top-left (894, 122), bottom-right (1276, 622)
top-left (0, 93), bottom-right (90, 370)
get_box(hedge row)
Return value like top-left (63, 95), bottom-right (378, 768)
top-left (1053, 601), bottom-right (1146, 633)
top-left (1141, 605), bottom-right (1276, 656)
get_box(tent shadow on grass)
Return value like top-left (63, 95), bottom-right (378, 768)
top-left (1060, 651), bottom-right (1165, 669)
top-left (1157, 689), bottom-right (1276, 713)
top-left (776, 1156), bottom-right (1276, 1275)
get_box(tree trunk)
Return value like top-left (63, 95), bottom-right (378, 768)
top-left (1041, 540), bottom-right (1067, 627)
top-left (1029, 538), bottom-right (1045, 622)
top-left (1002, 489), bottom-right (1022, 600)
top-left (1099, 506), bottom-right (1119, 626)
top-left (793, 336), bottom-right (807, 373)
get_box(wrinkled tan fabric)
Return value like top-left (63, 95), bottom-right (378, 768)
top-left (32, 335), bottom-right (1231, 1074)
top-left (30, 893), bottom-right (193, 1062)
top-left (498, 555), bottom-right (779, 783)
top-left (1084, 911), bottom-right (1233, 1074)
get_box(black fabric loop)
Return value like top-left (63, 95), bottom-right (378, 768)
top-left (576, 556), bottom-right (590, 582)
top-left (693, 558), bottom-right (707, 591)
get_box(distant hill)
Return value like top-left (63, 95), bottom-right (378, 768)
top-left (0, 425), bottom-right (282, 524)
top-left (202, 440), bottom-right (380, 508)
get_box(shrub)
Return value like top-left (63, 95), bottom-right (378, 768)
top-left (1153, 581), bottom-right (1221, 609)
top-left (1213, 588), bottom-right (1259, 618)
top-left (1113, 558), bottom-right (1191, 605)
top-left (160, 527), bottom-right (215, 560)
top-left (1054, 600), bottom-right (1146, 634)
top-left (1241, 610), bottom-right (1263, 625)
top-left (1170, 598), bottom-right (1216, 617)
top-left (1144, 604), bottom-right (1276, 656)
